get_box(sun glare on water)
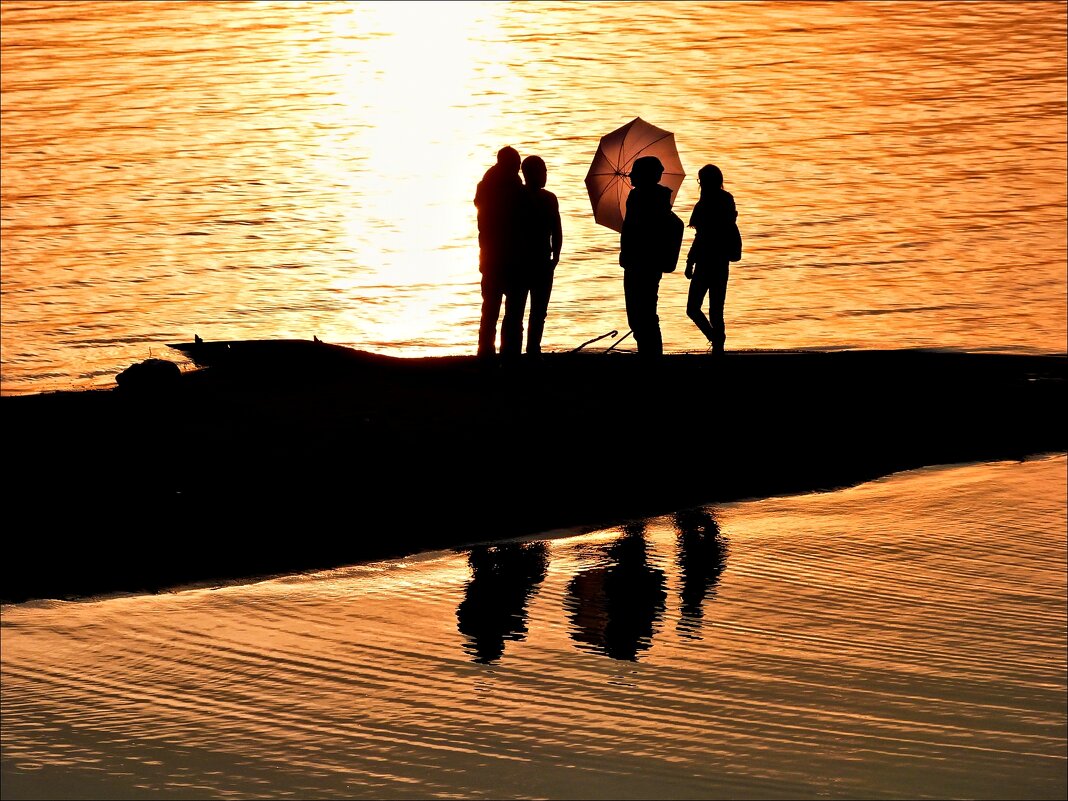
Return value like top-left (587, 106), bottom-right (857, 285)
top-left (289, 1), bottom-right (524, 349)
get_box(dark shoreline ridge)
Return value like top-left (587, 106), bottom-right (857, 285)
top-left (4, 341), bottom-right (1065, 603)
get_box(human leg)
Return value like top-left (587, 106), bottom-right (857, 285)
top-left (500, 277), bottom-right (528, 361)
top-left (624, 270), bottom-right (663, 359)
top-left (708, 264), bottom-right (729, 352)
top-left (623, 270), bottom-right (645, 350)
top-left (478, 274), bottom-right (505, 358)
top-left (686, 272), bottom-right (717, 344)
top-left (526, 269), bottom-right (554, 355)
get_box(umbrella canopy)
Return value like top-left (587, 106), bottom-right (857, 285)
top-left (585, 117), bottom-right (686, 233)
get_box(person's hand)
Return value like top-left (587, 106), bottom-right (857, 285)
top-left (684, 263), bottom-right (694, 280)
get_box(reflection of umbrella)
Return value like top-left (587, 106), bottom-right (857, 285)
top-left (585, 117), bottom-right (686, 233)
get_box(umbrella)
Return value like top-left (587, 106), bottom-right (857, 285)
top-left (584, 117), bottom-right (686, 233)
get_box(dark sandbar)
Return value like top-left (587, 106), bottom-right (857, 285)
top-left (3, 343), bottom-right (1064, 602)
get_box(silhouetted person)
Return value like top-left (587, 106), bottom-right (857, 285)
top-left (474, 146), bottom-right (524, 362)
top-left (673, 508), bottom-right (728, 639)
top-left (456, 542), bottom-right (549, 663)
top-left (619, 156), bottom-right (674, 360)
top-left (503, 155), bottom-right (562, 360)
top-left (685, 164), bottom-right (739, 354)
top-left (566, 522), bottom-right (667, 661)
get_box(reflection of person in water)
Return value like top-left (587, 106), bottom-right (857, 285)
top-left (456, 541), bottom-right (549, 664)
top-left (566, 522), bottom-right (667, 661)
top-left (673, 508), bottom-right (728, 639)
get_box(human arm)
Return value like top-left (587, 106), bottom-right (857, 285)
top-left (549, 194), bottom-right (562, 268)
top-left (685, 199), bottom-right (700, 278)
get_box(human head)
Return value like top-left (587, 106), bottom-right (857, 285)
top-left (629, 156), bottom-right (664, 188)
top-left (698, 164), bottom-right (724, 191)
top-left (521, 155), bottom-right (547, 189)
top-left (497, 146), bottom-right (521, 173)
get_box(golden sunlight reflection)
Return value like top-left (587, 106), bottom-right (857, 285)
top-left (317, 3), bottom-right (517, 290)
top-left (1, 0), bottom-right (1063, 391)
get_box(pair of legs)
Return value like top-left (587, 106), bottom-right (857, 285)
top-left (623, 269), bottom-right (663, 359)
top-left (480, 272), bottom-right (537, 361)
top-left (479, 272), bottom-right (518, 359)
top-left (490, 267), bottom-right (555, 360)
top-left (524, 267), bottom-right (554, 356)
top-left (500, 283), bottom-right (526, 361)
top-left (687, 261), bottom-right (729, 352)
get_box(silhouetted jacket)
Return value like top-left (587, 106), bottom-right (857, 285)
top-left (619, 183), bottom-right (673, 273)
top-left (688, 189), bottom-right (738, 265)
top-left (474, 164), bottom-right (523, 277)
top-left (518, 186), bottom-right (562, 274)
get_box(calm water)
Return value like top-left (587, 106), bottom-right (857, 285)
top-left (2, 455), bottom-right (1065, 800)
top-left (1, 1), bottom-right (1066, 393)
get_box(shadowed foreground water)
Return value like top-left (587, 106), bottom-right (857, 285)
top-left (2, 456), bottom-right (1064, 800)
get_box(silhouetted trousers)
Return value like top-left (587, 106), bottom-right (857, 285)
top-left (525, 267), bottom-right (554, 355)
top-left (687, 260), bottom-right (729, 351)
top-left (479, 273), bottom-right (524, 358)
top-left (498, 266), bottom-right (553, 359)
top-left (623, 268), bottom-right (663, 359)
top-left (499, 282), bottom-right (526, 361)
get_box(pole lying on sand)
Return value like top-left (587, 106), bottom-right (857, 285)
top-left (572, 330), bottom-right (618, 353)
top-left (604, 330), bottom-right (632, 354)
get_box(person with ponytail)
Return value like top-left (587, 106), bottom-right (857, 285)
top-left (684, 164), bottom-right (739, 354)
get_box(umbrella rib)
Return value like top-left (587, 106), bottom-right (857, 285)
top-left (615, 133), bottom-right (627, 176)
top-left (590, 179), bottom-right (616, 210)
top-left (628, 131), bottom-right (674, 164)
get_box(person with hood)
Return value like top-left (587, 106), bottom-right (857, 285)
top-left (474, 146), bottom-right (524, 362)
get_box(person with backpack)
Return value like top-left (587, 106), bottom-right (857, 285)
top-left (684, 164), bottom-right (741, 355)
top-left (619, 155), bottom-right (681, 360)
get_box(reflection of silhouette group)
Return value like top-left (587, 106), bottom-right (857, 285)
top-left (475, 145), bottom-right (741, 362)
top-left (456, 542), bottom-right (549, 664)
top-left (456, 515), bottom-right (728, 663)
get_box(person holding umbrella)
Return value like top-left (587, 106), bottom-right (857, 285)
top-left (619, 155), bottom-right (675, 360)
top-left (684, 164), bottom-right (740, 355)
